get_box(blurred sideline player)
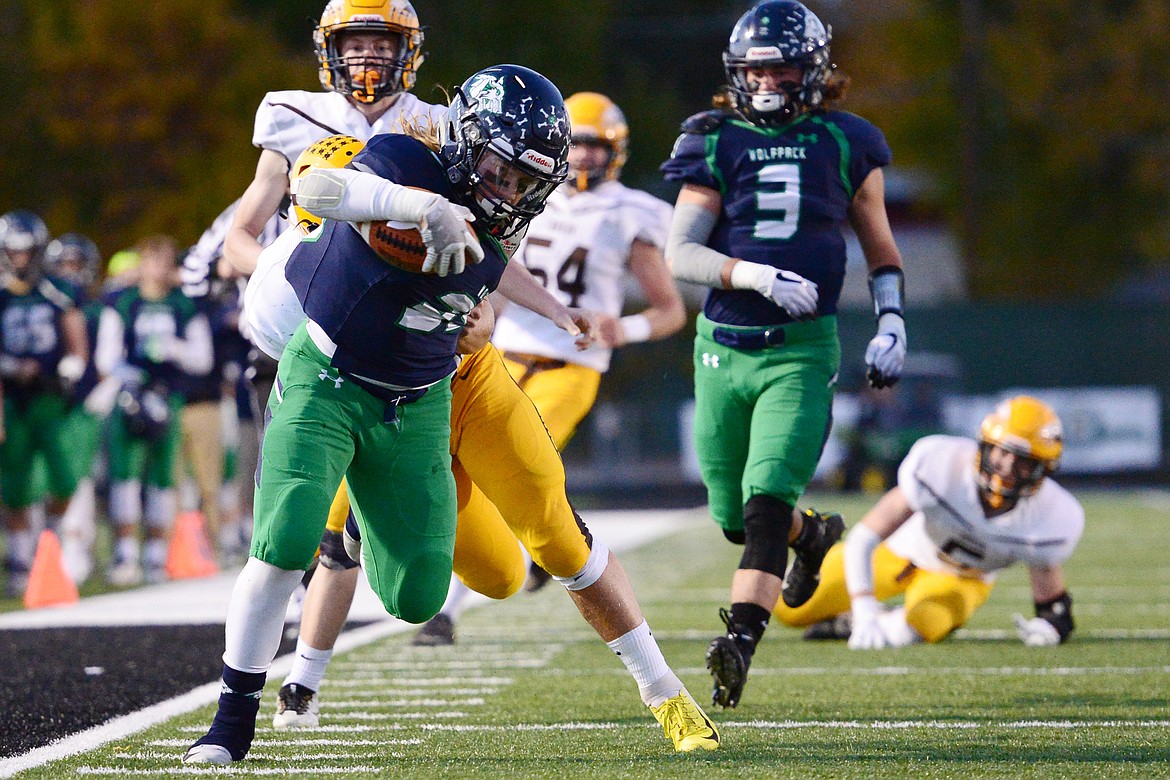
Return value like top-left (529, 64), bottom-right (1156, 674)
top-left (467, 91), bottom-right (687, 614)
top-left (774, 396), bottom-right (1084, 649)
top-left (0, 211), bottom-right (89, 597)
top-left (95, 236), bottom-right (214, 585)
top-left (250, 123), bottom-right (718, 753)
top-left (43, 232), bottom-right (107, 584)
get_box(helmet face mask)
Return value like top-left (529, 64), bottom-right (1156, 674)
top-left (0, 209), bottom-right (50, 287)
top-left (565, 92), bottom-right (629, 191)
top-left (723, 0), bottom-right (833, 126)
top-left (976, 396), bottom-right (1063, 508)
top-left (45, 232), bottom-right (101, 288)
top-left (442, 65), bottom-right (570, 239)
top-left (314, 0), bottom-right (425, 104)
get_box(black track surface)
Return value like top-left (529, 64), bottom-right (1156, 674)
top-left (0, 623), bottom-right (369, 759)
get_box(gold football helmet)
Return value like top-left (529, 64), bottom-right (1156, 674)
top-left (289, 134), bottom-right (366, 232)
top-left (314, 0), bottom-right (424, 104)
top-left (977, 395), bottom-right (1063, 507)
top-left (565, 92), bottom-right (628, 191)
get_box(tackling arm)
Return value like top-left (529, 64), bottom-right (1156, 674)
top-left (606, 239), bottom-right (686, 347)
top-left (224, 150), bottom-right (290, 276)
top-left (497, 261), bottom-right (597, 349)
top-left (843, 486), bottom-right (915, 650)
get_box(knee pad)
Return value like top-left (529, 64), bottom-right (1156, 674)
top-left (723, 529), bottom-right (746, 544)
top-left (737, 494), bottom-right (793, 578)
top-left (554, 538), bottom-right (609, 592)
top-left (318, 529), bottom-right (358, 571)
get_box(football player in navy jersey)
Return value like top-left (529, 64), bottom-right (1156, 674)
top-left (184, 64), bottom-right (573, 766)
top-left (661, 0), bottom-right (908, 709)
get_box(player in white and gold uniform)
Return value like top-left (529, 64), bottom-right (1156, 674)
top-left (775, 396), bottom-right (1085, 648)
top-left (491, 91), bottom-right (686, 448)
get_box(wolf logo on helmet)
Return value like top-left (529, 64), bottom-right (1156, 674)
top-left (314, 0), bottom-right (425, 104)
top-left (442, 65), bottom-right (570, 240)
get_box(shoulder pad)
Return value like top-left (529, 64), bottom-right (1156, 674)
top-left (679, 110), bottom-right (730, 136)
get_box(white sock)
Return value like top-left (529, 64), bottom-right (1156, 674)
top-left (224, 558), bottom-right (306, 673)
top-left (283, 638), bottom-right (334, 692)
top-left (143, 538), bottom-right (168, 570)
top-left (878, 606), bottom-right (922, 647)
top-left (114, 535), bottom-right (140, 565)
top-left (60, 477), bottom-right (97, 546)
top-left (439, 577), bottom-right (471, 621)
top-left (605, 621), bottom-right (677, 706)
top-left (5, 529), bottom-right (35, 568)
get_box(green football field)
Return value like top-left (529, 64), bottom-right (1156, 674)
top-left (12, 490), bottom-right (1170, 778)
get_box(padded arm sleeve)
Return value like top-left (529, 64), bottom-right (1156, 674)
top-left (843, 524), bottom-right (883, 597)
top-left (665, 202), bottom-right (732, 288)
top-left (294, 167), bottom-right (437, 225)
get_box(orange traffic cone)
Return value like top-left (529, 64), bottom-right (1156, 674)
top-left (165, 511), bottom-right (220, 580)
top-left (23, 530), bottom-right (80, 609)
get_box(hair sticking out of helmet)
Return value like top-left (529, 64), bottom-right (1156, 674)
top-left (441, 65), bottom-right (570, 239)
top-left (314, 0), bottom-right (425, 104)
top-left (45, 232), bottom-right (102, 288)
top-left (565, 92), bottom-right (629, 191)
top-left (722, 0), bottom-right (833, 127)
top-left (0, 210), bottom-right (51, 292)
top-left (976, 396), bottom-right (1063, 509)
top-left (289, 134), bottom-right (367, 232)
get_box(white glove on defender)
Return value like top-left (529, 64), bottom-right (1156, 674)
top-left (848, 595), bottom-right (890, 650)
top-left (730, 261), bottom-right (819, 321)
top-left (865, 313), bottom-right (906, 388)
top-left (419, 198), bottom-right (483, 277)
top-left (1013, 614), bottom-right (1061, 647)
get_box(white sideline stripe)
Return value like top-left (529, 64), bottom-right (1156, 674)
top-left (76, 767), bottom-right (388, 776)
top-left (317, 687), bottom-right (500, 697)
top-left (322, 675), bottom-right (514, 687)
top-left (323, 698), bottom-right (486, 707)
top-left (150, 739), bottom-right (414, 747)
top-left (113, 752), bottom-right (384, 761)
top-left (177, 726), bottom-right (380, 734)
top-left (335, 659), bottom-right (550, 672)
top-left (0, 620), bottom-right (414, 779)
top-left (0, 510), bottom-right (689, 776)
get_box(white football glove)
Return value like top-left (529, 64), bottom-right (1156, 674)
top-left (419, 198), bottom-right (484, 276)
top-left (864, 312), bottom-right (906, 389)
top-left (1013, 614), bottom-right (1061, 647)
top-left (848, 595), bottom-right (890, 650)
top-left (731, 261), bottom-right (819, 321)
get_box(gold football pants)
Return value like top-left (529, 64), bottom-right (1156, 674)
top-left (772, 542), bottom-right (994, 643)
top-left (326, 344), bottom-right (590, 598)
top-left (499, 352), bottom-right (601, 450)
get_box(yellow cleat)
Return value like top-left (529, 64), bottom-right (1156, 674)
top-left (650, 690), bottom-right (721, 752)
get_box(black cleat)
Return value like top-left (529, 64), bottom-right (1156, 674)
top-left (782, 510), bottom-right (845, 609)
top-left (802, 612), bottom-right (853, 641)
top-left (412, 613), bottom-right (456, 646)
top-left (523, 560), bottom-right (553, 593)
top-left (706, 636), bottom-right (748, 709)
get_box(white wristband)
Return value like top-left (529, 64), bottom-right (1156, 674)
top-left (843, 523), bottom-right (884, 598)
top-left (728, 260), bottom-right (774, 296)
top-left (619, 314), bottom-right (652, 344)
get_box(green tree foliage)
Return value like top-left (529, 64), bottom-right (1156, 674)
top-left (841, 0), bottom-right (1170, 298)
top-left (0, 0), bottom-right (310, 256)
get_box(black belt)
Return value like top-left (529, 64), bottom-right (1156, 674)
top-left (711, 326), bottom-right (786, 351)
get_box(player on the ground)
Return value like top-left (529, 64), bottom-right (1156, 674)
top-left (181, 63), bottom-right (577, 766)
top-left (776, 396), bottom-right (1084, 649)
top-left (95, 235), bottom-right (214, 585)
top-left (661, 0), bottom-right (907, 708)
top-left (249, 104), bottom-right (718, 753)
top-left (0, 210), bottom-right (89, 598)
top-left (459, 91), bottom-right (687, 613)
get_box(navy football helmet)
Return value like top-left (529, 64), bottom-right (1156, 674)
top-left (441, 64), bottom-right (570, 239)
top-left (45, 232), bottom-right (102, 288)
top-left (116, 381), bottom-right (173, 441)
top-left (723, 0), bottom-right (833, 126)
top-left (0, 210), bottom-right (50, 286)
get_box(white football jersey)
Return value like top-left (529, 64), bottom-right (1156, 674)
top-left (884, 435), bottom-right (1084, 581)
top-left (491, 180), bottom-right (672, 372)
top-left (243, 226), bottom-right (306, 360)
top-left (253, 90), bottom-right (447, 166)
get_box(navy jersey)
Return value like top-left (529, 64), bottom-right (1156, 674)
top-left (661, 109), bottom-right (891, 327)
top-left (73, 296), bottom-right (104, 402)
top-left (0, 276), bottom-right (81, 397)
top-left (104, 286), bottom-right (202, 388)
top-left (286, 133), bottom-right (508, 393)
